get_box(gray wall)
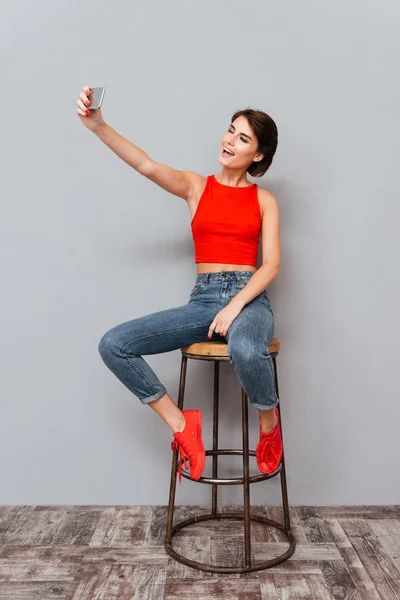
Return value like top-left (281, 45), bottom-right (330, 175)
top-left (1, 0), bottom-right (399, 506)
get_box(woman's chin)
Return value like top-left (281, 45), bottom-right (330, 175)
top-left (218, 152), bottom-right (233, 164)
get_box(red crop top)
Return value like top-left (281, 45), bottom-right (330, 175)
top-left (190, 174), bottom-right (262, 266)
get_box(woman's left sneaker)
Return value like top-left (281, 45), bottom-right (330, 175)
top-left (170, 409), bottom-right (206, 483)
top-left (256, 407), bottom-right (283, 474)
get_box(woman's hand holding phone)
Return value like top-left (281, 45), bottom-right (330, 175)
top-left (76, 85), bottom-right (106, 133)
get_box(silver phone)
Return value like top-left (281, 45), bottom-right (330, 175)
top-left (87, 86), bottom-right (106, 109)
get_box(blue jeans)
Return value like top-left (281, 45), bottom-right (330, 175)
top-left (98, 271), bottom-right (279, 411)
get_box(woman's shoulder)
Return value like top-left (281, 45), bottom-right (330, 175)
top-left (189, 173), bottom-right (209, 199)
top-left (257, 187), bottom-right (279, 219)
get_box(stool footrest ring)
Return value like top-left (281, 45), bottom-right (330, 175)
top-left (165, 512), bottom-right (296, 574)
top-left (178, 448), bottom-right (282, 484)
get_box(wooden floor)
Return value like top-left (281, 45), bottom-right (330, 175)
top-left (0, 504), bottom-right (399, 599)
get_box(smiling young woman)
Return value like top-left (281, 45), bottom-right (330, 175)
top-left (77, 89), bottom-right (281, 480)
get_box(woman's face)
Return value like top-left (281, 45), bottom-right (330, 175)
top-left (219, 116), bottom-right (262, 168)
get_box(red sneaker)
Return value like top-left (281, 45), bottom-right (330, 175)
top-left (256, 407), bottom-right (283, 474)
top-left (170, 409), bottom-right (206, 484)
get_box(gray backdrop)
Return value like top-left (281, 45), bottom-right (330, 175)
top-left (1, 0), bottom-right (399, 505)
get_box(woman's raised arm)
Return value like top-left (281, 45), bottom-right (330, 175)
top-left (77, 85), bottom-right (200, 201)
top-left (95, 124), bottom-right (199, 201)
top-left (139, 160), bottom-right (201, 201)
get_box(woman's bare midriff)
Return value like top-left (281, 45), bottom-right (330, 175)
top-left (189, 175), bottom-right (261, 275)
top-left (196, 263), bottom-right (256, 274)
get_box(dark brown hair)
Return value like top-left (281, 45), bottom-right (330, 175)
top-left (230, 108), bottom-right (278, 177)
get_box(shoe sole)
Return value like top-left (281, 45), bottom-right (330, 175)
top-left (188, 409), bottom-right (206, 480)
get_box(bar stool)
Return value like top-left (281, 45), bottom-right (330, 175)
top-left (164, 337), bottom-right (296, 574)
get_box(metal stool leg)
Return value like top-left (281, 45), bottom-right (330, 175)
top-left (273, 355), bottom-right (292, 533)
top-left (242, 387), bottom-right (252, 568)
top-left (165, 354), bottom-right (188, 545)
top-left (211, 361), bottom-right (220, 516)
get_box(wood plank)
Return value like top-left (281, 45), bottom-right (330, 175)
top-left (99, 507), bottom-right (151, 547)
top-left (341, 519), bottom-right (400, 600)
top-left (0, 581), bottom-right (76, 599)
top-left (166, 533), bottom-right (212, 580)
top-left (96, 564), bottom-right (136, 600)
top-left (253, 541), bottom-right (341, 562)
top-left (164, 577), bottom-right (262, 599)
top-left (326, 518), bottom-right (381, 600)
top-left (260, 572), bottom-right (334, 600)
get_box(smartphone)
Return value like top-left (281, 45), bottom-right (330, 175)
top-left (87, 86), bottom-right (106, 109)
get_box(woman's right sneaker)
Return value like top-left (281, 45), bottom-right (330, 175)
top-left (170, 409), bottom-right (206, 483)
top-left (256, 407), bottom-right (283, 474)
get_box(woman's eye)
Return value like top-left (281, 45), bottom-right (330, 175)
top-left (228, 128), bottom-right (248, 143)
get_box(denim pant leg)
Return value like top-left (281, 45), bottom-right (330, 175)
top-left (98, 270), bottom-right (278, 410)
top-left (225, 291), bottom-right (279, 411)
top-left (97, 298), bottom-right (216, 405)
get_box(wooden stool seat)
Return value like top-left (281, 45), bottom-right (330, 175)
top-left (181, 336), bottom-right (280, 358)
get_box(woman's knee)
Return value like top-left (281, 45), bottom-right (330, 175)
top-left (98, 329), bottom-right (113, 361)
top-left (98, 321), bottom-right (143, 362)
top-left (98, 326), bottom-right (126, 361)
